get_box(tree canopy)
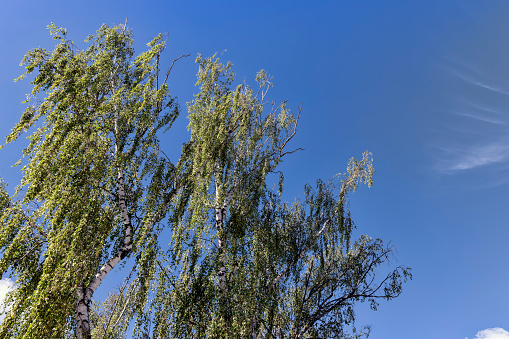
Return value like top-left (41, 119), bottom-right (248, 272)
top-left (0, 22), bottom-right (411, 339)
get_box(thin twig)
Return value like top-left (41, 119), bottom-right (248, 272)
top-left (164, 54), bottom-right (191, 84)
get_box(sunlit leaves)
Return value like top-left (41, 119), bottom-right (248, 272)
top-left (0, 22), bottom-right (180, 338)
top-left (0, 22), bottom-right (410, 339)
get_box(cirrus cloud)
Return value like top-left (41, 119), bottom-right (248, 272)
top-left (437, 141), bottom-right (509, 172)
top-left (434, 56), bottom-right (509, 181)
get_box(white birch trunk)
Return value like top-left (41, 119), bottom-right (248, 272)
top-left (76, 285), bottom-right (91, 339)
top-left (76, 96), bottom-right (133, 338)
top-left (215, 183), bottom-right (234, 322)
top-left (76, 169), bottom-right (133, 339)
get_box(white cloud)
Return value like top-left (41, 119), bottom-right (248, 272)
top-left (437, 142), bottom-right (509, 172)
top-left (469, 328), bottom-right (509, 339)
top-left (0, 278), bottom-right (14, 322)
top-left (434, 55), bottom-right (509, 181)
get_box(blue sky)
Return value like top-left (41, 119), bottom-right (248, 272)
top-left (0, 1), bottom-right (508, 338)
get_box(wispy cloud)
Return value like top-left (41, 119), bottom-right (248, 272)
top-left (441, 58), bottom-right (509, 96)
top-left (465, 102), bottom-right (505, 116)
top-left (437, 141), bottom-right (509, 172)
top-left (452, 110), bottom-right (506, 125)
top-left (0, 278), bottom-right (14, 322)
top-left (467, 328), bottom-right (509, 339)
top-left (454, 72), bottom-right (509, 96)
top-left (433, 56), bottom-right (509, 180)
top-left (442, 56), bottom-right (484, 77)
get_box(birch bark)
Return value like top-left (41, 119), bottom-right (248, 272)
top-left (215, 182), bottom-right (234, 323)
top-left (76, 99), bottom-right (133, 339)
top-left (76, 169), bottom-right (133, 339)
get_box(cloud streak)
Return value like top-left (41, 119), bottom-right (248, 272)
top-left (437, 141), bottom-right (509, 172)
top-left (433, 56), bottom-right (509, 179)
top-left (465, 102), bottom-right (505, 117)
top-left (452, 110), bottom-right (506, 125)
top-left (441, 59), bottom-right (509, 96)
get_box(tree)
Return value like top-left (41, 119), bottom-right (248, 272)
top-left (0, 23), bottom-right (411, 339)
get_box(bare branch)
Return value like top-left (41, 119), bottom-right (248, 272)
top-left (163, 54), bottom-right (191, 84)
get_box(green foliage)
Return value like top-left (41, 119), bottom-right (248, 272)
top-left (0, 24), bottom-right (410, 339)
top-left (0, 22), bottom-right (179, 338)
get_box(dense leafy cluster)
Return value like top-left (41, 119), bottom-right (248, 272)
top-left (0, 23), bottom-right (410, 339)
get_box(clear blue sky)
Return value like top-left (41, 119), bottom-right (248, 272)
top-left (0, 1), bottom-right (508, 338)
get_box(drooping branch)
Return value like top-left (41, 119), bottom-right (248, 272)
top-left (271, 153), bottom-right (373, 291)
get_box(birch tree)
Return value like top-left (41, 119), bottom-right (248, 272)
top-left (0, 22), bottom-right (187, 339)
top-left (129, 55), bottom-right (410, 339)
top-left (0, 23), bottom-right (411, 339)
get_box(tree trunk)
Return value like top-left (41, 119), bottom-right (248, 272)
top-left (215, 184), bottom-right (234, 323)
top-left (76, 285), bottom-right (91, 339)
top-left (76, 170), bottom-right (133, 339)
